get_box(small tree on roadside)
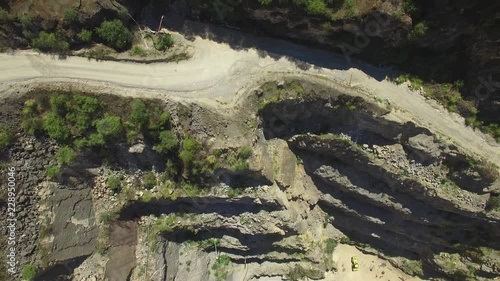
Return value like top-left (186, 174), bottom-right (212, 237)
top-left (95, 115), bottom-right (123, 141)
top-left (96, 20), bottom-right (131, 50)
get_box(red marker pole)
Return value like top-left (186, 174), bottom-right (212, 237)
top-left (157, 15), bottom-right (164, 32)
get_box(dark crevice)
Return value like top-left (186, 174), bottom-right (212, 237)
top-left (118, 196), bottom-right (283, 220)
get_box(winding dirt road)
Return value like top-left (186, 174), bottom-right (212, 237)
top-left (0, 26), bottom-right (499, 166)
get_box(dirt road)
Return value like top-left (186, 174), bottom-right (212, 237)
top-left (0, 26), bottom-right (499, 166)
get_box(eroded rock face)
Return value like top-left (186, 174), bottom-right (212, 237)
top-left (50, 186), bottom-right (98, 262)
top-left (105, 221), bottom-right (137, 281)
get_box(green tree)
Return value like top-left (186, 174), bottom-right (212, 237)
top-left (95, 115), bottom-right (122, 140)
top-left (96, 20), bottom-right (131, 50)
top-left (0, 126), bottom-right (13, 150)
top-left (49, 94), bottom-right (69, 115)
top-left (57, 146), bottom-right (76, 165)
top-left (77, 29), bottom-right (92, 43)
top-left (154, 130), bottom-right (178, 154)
top-left (63, 8), bottom-right (78, 24)
top-left (66, 94), bottom-right (101, 133)
top-left (154, 33), bottom-right (174, 51)
top-left (21, 99), bottom-right (43, 135)
top-left (43, 112), bottom-right (70, 140)
top-left (128, 100), bottom-right (149, 130)
top-left (31, 32), bottom-right (69, 53)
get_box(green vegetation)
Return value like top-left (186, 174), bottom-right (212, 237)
top-left (18, 14), bottom-right (32, 27)
top-left (408, 22), bottom-right (428, 40)
top-left (154, 130), bottom-right (179, 154)
top-left (212, 255), bottom-right (231, 281)
top-left (22, 99), bottom-right (43, 135)
top-left (43, 112), bottom-right (70, 140)
top-left (486, 195), bottom-right (500, 212)
top-left (127, 100), bottom-right (150, 130)
top-left (77, 29), bottom-right (93, 43)
top-left (65, 94), bottom-right (102, 134)
top-left (57, 146), bottom-right (76, 165)
top-left (63, 8), bottom-right (78, 24)
top-left (21, 264), bottom-right (37, 281)
top-left (325, 238), bottom-right (337, 255)
top-left (0, 8), bottom-right (14, 22)
top-left (402, 0), bottom-right (418, 15)
top-left (401, 259), bottom-right (424, 276)
top-left (0, 126), bottom-right (13, 150)
top-left (45, 165), bottom-right (60, 179)
top-left (237, 146), bottom-right (253, 159)
top-left (286, 264), bottom-right (323, 281)
top-left (99, 210), bottom-right (118, 224)
top-left (95, 115), bottom-right (123, 140)
top-left (96, 20), bottom-right (132, 50)
top-left (106, 175), bottom-right (122, 192)
top-left (154, 33), bottom-right (174, 51)
top-left (179, 137), bottom-right (203, 176)
top-left (32, 32), bottom-right (69, 53)
top-left (130, 46), bottom-right (147, 57)
top-left (143, 171), bottom-right (157, 189)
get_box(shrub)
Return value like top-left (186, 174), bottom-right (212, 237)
top-left (231, 160), bottom-right (249, 171)
top-left (154, 33), bottom-right (174, 51)
top-left (143, 171), bottom-right (157, 189)
top-left (99, 210), bottom-right (118, 224)
top-left (45, 165), bottom-right (60, 179)
top-left (0, 8), bottom-right (13, 22)
top-left (63, 8), bottom-right (78, 24)
top-left (164, 160), bottom-right (178, 178)
top-left (57, 146), bottom-right (76, 165)
top-left (408, 22), bottom-right (428, 40)
top-left (486, 195), bottom-right (500, 211)
top-left (237, 146), bottom-right (253, 159)
top-left (126, 130), bottom-right (139, 144)
top-left (85, 132), bottom-right (106, 147)
top-left (179, 137), bottom-right (202, 173)
top-left (476, 161), bottom-right (499, 183)
top-left (49, 94), bottom-right (69, 115)
top-left (154, 130), bottom-right (178, 154)
top-left (106, 175), bottom-right (122, 192)
top-left (95, 115), bottom-right (122, 140)
top-left (43, 112), bottom-right (70, 140)
top-left (325, 238), bottom-right (337, 255)
top-left (77, 29), bottom-right (92, 43)
top-left (128, 100), bottom-right (149, 130)
top-left (0, 126), bottom-right (13, 150)
top-left (22, 99), bottom-right (43, 135)
top-left (212, 255), bottom-right (231, 281)
top-left (32, 32), bottom-right (69, 53)
top-left (18, 14), bottom-right (32, 27)
top-left (66, 94), bottom-right (102, 133)
top-left (96, 20), bottom-right (131, 50)
top-left (148, 111), bottom-right (171, 137)
top-left (21, 264), bottom-right (36, 281)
